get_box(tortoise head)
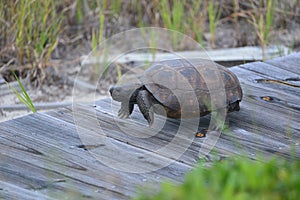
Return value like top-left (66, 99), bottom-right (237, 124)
top-left (109, 83), bottom-right (142, 102)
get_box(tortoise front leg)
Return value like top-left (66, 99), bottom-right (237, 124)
top-left (136, 90), bottom-right (154, 126)
top-left (118, 102), bottom-right (134, 119)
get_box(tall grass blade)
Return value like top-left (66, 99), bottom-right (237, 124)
top-left (208, 1), bottom-right (221, 48)
top-left (6, 73), bottom-right (36, 113)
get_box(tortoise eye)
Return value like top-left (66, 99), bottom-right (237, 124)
top-left (109, 86), bottom-right (120, 96)
top-left (114, 89), bottom-right (119, 94)
top-left (115, 87), bottom-right (121, 93)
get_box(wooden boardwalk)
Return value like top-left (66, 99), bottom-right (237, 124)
top-left (1, 53), bottom-right (300, 199)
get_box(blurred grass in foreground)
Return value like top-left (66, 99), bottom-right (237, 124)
top-left (134, 157), bottom-right (300, 200)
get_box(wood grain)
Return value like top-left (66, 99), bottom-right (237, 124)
top-left (1, 53), bottom-right (300, 199)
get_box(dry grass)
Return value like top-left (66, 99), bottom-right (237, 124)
top-left (0, 0), bottom-right (299, 84)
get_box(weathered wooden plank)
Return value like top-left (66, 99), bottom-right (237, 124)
top-left (47, 104), bottom-right (204, 167)
top-left (0, 153), bottom-right (122, 200)
top-left (45, 58), bottom-right (296, 164)
top-left (231, 66), bottom-right (300, 105)
top-left (0, 117), bottom-right (142, 198)
top-left (225, 64), bottom-right (300, 158)
top-left (82, 46), bottom-right (290, 64)
top-left (239, 61), bottom-right (299, 79)
top-left (0, 112), bottom-right (193, 199)
top-left (1, 53), bottom-right (300, 199)
top-left (59, 105), bottom-right (200, 167)
top-left (0, 180), bottom-right (55, 200)
top-left (0, 124), bottom-right (134, 199)
top-left (265, 53), bottom-right (300, 74)
top-left (50, 95), bottom-right (299, 164)
top-left (102, 94), bottom-right (297, 159)
top-left (0, 102), bottom-right (72, 111)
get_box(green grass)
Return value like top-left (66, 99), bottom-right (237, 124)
top-left (248, 0), bottom-right (276, 59)
top-left (92, 9), bottom-right (105, 76)
top-left (208, 1), bottom-right (222, 49)
top-left (134, 157), bottom-right (300, 200)
top-left (12, 0), bottom-right (62, 67)
top-left (159, 0), bottom-right (185, 49)
top-left (6, 72), bottom-right (36, 113)
top-left (160, 0), bottom-right (185, 33)
top-left (1, 0), bottom-right (300, 83)
top-left (186, 0), bottom-right (205, 46)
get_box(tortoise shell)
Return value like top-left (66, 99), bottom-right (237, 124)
top-left (141, 59), bottom-right (243, 118)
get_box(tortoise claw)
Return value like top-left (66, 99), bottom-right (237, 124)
top-left (118, 109), bottom-right (129, 119)
top-left (196, 129), bottom-right (208, 138)
top-left (147, 114), bottom-right (154, 127)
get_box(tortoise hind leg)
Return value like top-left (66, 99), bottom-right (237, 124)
top-left (136, 90), bottom-right (155, 126)
top-left (196, 108), bottom-right (228, 138)
top-left (227, 101), bottom-right (240, 112)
